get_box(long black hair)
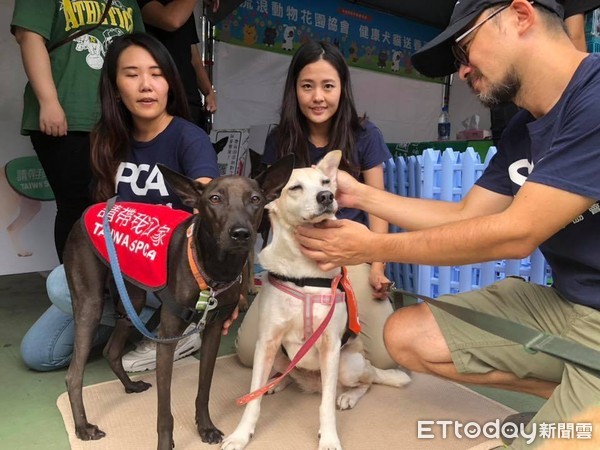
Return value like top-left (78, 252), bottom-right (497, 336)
top-left (90, 33), bottom-right (190, 201)
top-left (274, 40), bottom-right (363, 174)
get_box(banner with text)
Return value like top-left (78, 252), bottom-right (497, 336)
top-left (215, 0), bottom-right (442, 81)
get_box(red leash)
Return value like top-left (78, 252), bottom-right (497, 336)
top-left (236, 273), bottom-right (343, 406)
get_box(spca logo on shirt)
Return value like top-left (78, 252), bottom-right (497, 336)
top-left (115, 163), bottom-right (168, 196)
top-left (508, 158), bottom-right (534, 187)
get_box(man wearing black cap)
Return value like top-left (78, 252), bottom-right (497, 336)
top-left (488, 1), bottom-right (600, 145)
top-left (295, 1), bottom-right (600, 447)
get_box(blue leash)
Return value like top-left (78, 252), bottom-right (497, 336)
top-left (102, 199), bottom-right (215, 343)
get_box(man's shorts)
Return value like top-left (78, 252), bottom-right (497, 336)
top-left (428, 277), bottom-right (600, 448)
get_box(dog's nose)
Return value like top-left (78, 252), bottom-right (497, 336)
top-left (229, 226), bottom-right (251, 242)
top-left (316, 191), bottom-right (334, 206)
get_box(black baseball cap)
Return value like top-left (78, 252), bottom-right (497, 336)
top-left (411, 0), bottom-right (564, 78)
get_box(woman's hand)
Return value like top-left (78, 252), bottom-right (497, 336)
top-left (369, 262), bottom-right (391, 300)
top-left (39, 99), bottom-right (67, 136)
top-left (204, 90), bottom-right (217, 113)
top-left (221, 304), bottom-right (239, 336)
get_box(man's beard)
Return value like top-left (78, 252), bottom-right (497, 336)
top-left (468, 67), bottom-right (520, 108)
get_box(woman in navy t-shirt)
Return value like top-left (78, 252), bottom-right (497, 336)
top-left (236, 40), bottom-right (396, 370)
top-left (91, 34), bottom-right (218, 208)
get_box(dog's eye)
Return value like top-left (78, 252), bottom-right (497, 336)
top-left (250, 195), bottom-right (262, 204)
top-left (209, 194), bottom-right (221, 204)
top-left (322, 179), bottom-right (331, 186)
top-left (288, 184), bottom-right (302, 191)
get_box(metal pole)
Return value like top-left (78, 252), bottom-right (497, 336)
top-left (442, 75), bottom-right (452, 109)
top-left (201, 3), bottom-right (215, 133)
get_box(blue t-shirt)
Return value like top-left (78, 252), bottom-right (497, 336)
top-left (262, 120), bottom-right (391, 226)
top-left (115, 116), bottom-right (219, 212)
top-left (476, 54), bottom-right (600, 309)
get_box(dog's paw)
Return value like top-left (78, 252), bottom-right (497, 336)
top-left (75, 423), bottom-right (106, 441)
top-left (379, 368), bottom-right (411, 387)
top-left (336, 391), bottom-right (360, 410)
top-left (124, 380), bottom-right (152, 393)
top-left (266, 376), bottom-right (291, 395)
top-left (199, 426), bottom-right (224, 444)
top-left (266, 385), bottom-right (283, 395)
top-left (221, 430), bottom-right (253, 450)
top-left (318, 434), bottom-right (342, 450)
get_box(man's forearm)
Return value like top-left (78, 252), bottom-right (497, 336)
top-left (371, 211), bottom-right (536, 267)
top-left (355, 184), bottom-right (467, 232)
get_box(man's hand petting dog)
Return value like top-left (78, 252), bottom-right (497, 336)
top-left (327, 169), bottom-right (362, 210)
top-left (295, 219), bottom-right (374, 271)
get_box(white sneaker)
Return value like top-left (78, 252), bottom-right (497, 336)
top-left (122, 323), bottom-right (202, 372)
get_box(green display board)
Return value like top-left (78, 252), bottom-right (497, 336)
top-left (5, 156), bottom-right (54, 201)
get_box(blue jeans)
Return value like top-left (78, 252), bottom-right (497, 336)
top-left (20, 265), bottom-right (160, 371)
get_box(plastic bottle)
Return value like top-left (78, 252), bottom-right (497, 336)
top-left (437, 106), bottom-right (451, 141)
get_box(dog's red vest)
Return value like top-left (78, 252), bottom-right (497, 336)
top-left (82, 202), bottom-right (190, 290)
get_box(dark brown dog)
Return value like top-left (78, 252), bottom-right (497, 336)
top-left (63, 156), bottom-right (293, 449)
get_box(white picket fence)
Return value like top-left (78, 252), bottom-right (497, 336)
top-left (383, 147), bottom-right (552, 298)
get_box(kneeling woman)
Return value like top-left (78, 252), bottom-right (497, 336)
top-left (21, 33), bottom-right (219, 372)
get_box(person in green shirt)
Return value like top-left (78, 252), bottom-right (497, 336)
top-left (11, 0), bottom-right (145, 262)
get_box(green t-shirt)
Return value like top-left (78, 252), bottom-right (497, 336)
top-left (11, 0), bottom-right (145, 134)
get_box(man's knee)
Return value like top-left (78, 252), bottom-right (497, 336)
top-left (383, 303), bottom-right (446, 371)
top-left (383, 304), bottom-right (423, 367)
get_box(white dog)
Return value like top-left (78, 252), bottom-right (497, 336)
top-left (391, 50), bottom-right (403, 72)
top-left (222, 150), bottom-right (410, 450)
top-left (281, 25), bottom-right (296, 51)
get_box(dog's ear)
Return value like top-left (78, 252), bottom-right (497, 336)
top-left (157, 163), bottom-right (205, 210)
top-left (212, 136), bottom-right (229, 155)
top-left (315, 150), bottom-right (342, 184)
top-left (254, 154), bottom-right (295, 203)
top-left (248, 149), bottom-right (267, 179)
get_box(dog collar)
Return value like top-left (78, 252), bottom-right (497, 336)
top-left (186, 223), bottom-right (241, 311)
top-left (267, 273), bottom-right (334, 288)
top-left (186, 224), bottom-right (209, 292)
